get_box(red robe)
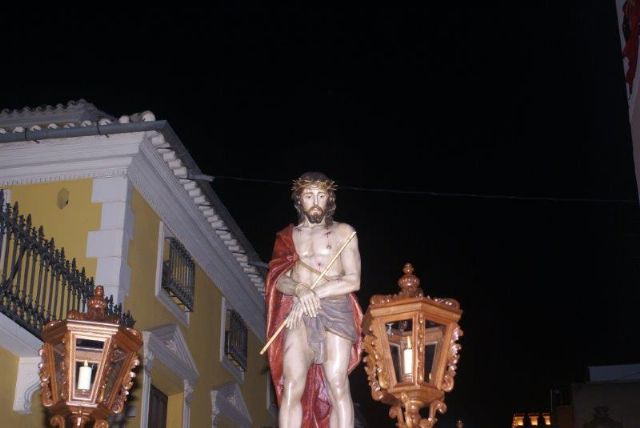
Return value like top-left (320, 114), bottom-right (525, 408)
top-left (623, 0), bottom-right (640, 91)
top-left (266, 224), bottom-right (363, 428)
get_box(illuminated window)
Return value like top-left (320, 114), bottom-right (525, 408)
top-left (512, 414), bottom-right (525, 427)
top-left (528, 413), bottom-right (540, 426)
top-left (542, 413), bottom-right (551, 426)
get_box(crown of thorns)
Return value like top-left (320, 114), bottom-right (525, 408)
top-left (291, 177), bottom-right (338, 193)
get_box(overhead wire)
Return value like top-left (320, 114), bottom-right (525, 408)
top-left (210, 175), bottom-right (638, 205)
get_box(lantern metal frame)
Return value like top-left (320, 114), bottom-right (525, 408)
top-left (362, 264), bottom-right (463, 428)
top-left (39, 286), bottom-right (142, 428)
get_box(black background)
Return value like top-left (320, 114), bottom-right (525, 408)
top-left (4, 5), bottom-right (640, 427)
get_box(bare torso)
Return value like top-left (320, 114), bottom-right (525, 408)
top-left (291, 222), bottom-right (347, 284)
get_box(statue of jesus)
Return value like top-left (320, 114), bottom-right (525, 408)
top-left (265, 172), bottom-right (363, 428)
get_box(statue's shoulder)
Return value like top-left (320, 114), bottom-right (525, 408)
top-left (276, 224), bottom-right (295, 236)
top-left (332, 222), bottom-right (356, 236)
top-left (274, 224), bottom-right (295, 243)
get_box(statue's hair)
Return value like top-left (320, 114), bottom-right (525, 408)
top-left (291, 171), bottom-right (337, 226)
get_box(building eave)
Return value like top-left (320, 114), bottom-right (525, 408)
top-left (0, 110), bottom-right (266, 340)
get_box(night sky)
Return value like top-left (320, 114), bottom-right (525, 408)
top-left (4, 5), bottom-right (640, 427)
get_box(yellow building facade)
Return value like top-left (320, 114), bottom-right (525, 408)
top-left (0, 100), bottom-right (275, 427)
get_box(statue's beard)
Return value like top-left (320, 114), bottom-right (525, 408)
top-left (304, 206), bottom-right (325, 224)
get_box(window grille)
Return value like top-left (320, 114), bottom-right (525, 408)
top-left (225, 309), bottom-right (248, 371)
top-left (161, 237), bottom-right (195, 312)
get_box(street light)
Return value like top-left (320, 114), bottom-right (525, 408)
top-left (39, 286), bottom-right (142, 427)
top-left (362, 263), bottom-right (463, 428)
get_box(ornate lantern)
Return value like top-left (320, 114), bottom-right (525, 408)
top-left (39, 286), bottom-right (142, 427)
top-left (362, 264), bottom-right (463, 428)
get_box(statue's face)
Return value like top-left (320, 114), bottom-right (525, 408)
top-left (300, 186), bottom-right (328, 224)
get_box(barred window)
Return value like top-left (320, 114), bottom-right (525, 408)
top-left (161, 237), bottom-right (195, 312)
top-left (224, 308), bottom-right (248, 371)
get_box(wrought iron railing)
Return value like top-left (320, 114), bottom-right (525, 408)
top-left (225, 308), bottom-right (248, 371)
top-left (0, 190), bottom-right (135, 339)
top-left (161, 237), bottom-right (195, 311)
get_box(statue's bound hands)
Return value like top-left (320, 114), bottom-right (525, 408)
top-left (295, 283), bottom-right (321, 318)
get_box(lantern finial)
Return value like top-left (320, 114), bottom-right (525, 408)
top-left (398, 263), bottom-right (422, 297)
top-left (67, 285), bottom-right (119, 323)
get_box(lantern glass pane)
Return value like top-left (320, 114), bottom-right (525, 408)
top-left (54, 343), bottom-right (65, 396)
top-left (385, 318), bottom-right (414, 383)
top-left (74, 338), bottom-right (104, 398)
top-left (102, 347), bottom-right (127, 403)
top-left (423, 321), bottom-right (445, 385)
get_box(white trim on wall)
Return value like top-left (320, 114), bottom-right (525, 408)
top-left (211, 382), bottom-right (252, 428)
top-left (0, 314), bottom-right (41, 357)
top-left (13, 356), bottom-right (41, 414)
top-left (87, 176), bottom-right (134, 304)
top-left (141, 325), bottom-right (199, 428)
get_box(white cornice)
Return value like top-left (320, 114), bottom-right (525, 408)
top-left (0, 135), bottom-right (141, 185)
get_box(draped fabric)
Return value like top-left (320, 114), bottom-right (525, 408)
top-left (623, 0), bottom-right (640, 91)
top-left (265, 224), bottom-right (363, 428)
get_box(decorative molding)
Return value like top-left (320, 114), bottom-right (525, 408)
top-left (143, 350), bottom-right (154, 372)
top-left (141, 325), bottom-right (199, 428)
top-left (184, 380), bottom-right (195, 404)
top-left (139, 363), bottom-right (152, 428)
top-left (0, 134), bottom-right (140, 186)
top-left (143, 325), bottom-right (199, 385)
top-left (184, 380), bottom-right (194, 428)
top-left (1, 244), bottom-right (45, 415)
top-left (442, 326), bottom-right (463, 393)
top-left (212, 395), bottom-right (221, 426)
top-left (87, 176), bottom-right (134, 304)
top-left (0, 312), bottom-right (41, 357)
top-left (13, 356), bottom-right (41, 414)
top-left (211, 382), bottom-right (253, 428)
